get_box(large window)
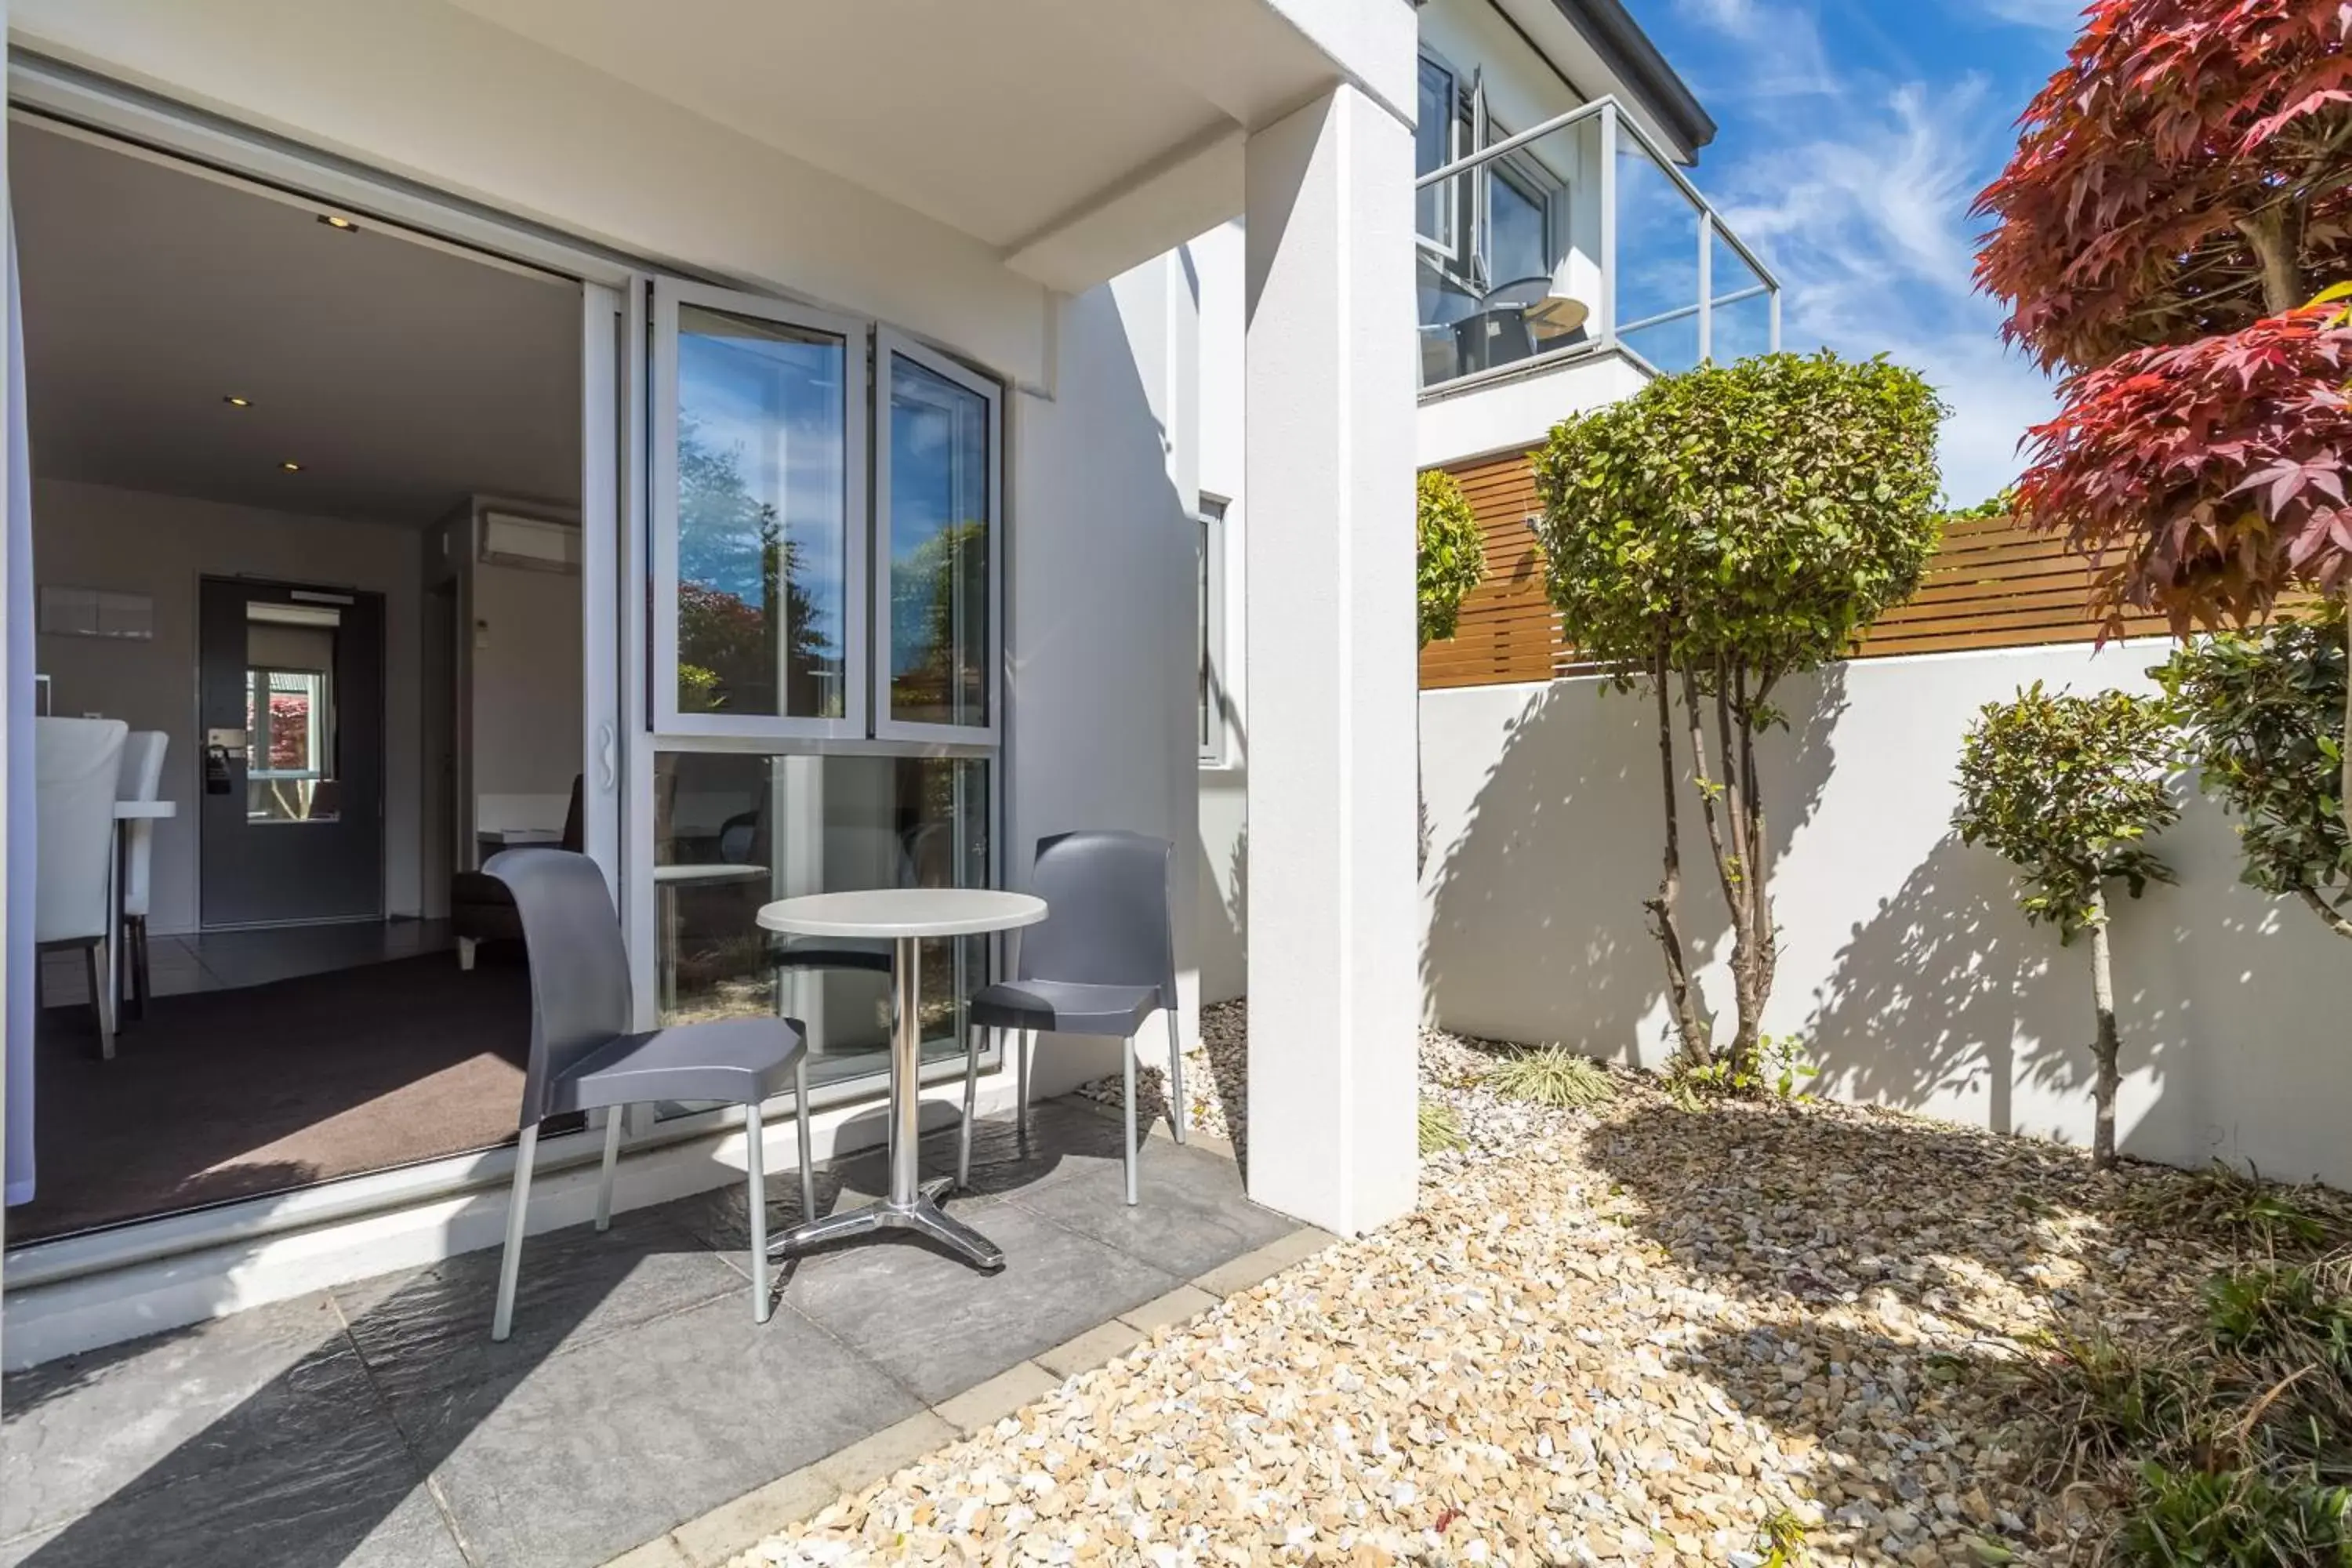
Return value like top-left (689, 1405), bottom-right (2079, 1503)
top-left (648, 284), bottom-right (1004, 1102)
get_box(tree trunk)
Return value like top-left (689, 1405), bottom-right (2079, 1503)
top-left (1644, 648), bottom-right (1709, 1061)
top-left (2341, 612), bottom-right (2351, 937)
top-left (2236, 207), bottom-right (2307, 317)
top-left (2086, 889), bottom-right (2120, 1171)
top-left (1714, 668), bottom-right (1762, 1076)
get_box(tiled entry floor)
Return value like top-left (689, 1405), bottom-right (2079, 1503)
top-left (1, 1101), bottom-right (1315, 1568)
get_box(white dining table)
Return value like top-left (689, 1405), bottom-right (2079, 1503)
top-left (755, 887), bottom-right (1047, 1272)
top-left (109, 799), bottom-right (176, 1018)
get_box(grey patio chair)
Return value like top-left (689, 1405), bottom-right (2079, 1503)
top-left (485, 848), bottom-right (815, 1341)
top-left (957, 831), bottom-right (1184, 1207)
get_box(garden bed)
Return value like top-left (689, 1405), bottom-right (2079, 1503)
top-left (752, 1016), bottom-right (2346, 1566)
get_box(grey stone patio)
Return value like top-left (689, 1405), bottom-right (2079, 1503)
top-left (0, 1098), bottom-right (1316, 1568)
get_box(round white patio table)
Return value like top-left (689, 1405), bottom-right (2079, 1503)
top-left (755, 888), bottom-right (1046, 1272)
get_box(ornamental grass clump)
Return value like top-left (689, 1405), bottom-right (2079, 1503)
top-left (1483, 1045), bottom-right (1616, 1111)
top-left (1954, 683), bottom-right (2176, 1169)
top-left (1533, 350), bottom-right (1944, 1079)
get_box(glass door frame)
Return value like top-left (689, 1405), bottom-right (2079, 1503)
top-left (623, 288), bottom-right (1011, 1145)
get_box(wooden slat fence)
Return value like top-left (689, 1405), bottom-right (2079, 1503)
top-left (1418, 446), bottom-right (2178, 691)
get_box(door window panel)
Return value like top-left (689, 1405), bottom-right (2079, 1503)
top-left (651, 751), bottom-right (991, 1111)
top-left (879, 340), bottom-right (996, 736)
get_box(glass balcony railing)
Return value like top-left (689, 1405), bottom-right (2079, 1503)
top-left (1414, 96), bottom-right (1780, 393)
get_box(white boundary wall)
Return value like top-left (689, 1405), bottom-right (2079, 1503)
top-left (1417, 641), bottom-right (2352, 1189)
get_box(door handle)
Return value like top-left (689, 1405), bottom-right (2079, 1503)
top-left (597, 722), bottom-right (617, 793)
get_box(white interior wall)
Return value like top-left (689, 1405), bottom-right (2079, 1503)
top-left (1419, 642), bottom-right (2352, 1188)
top-left (31, 479), bottom-right (423, 933)
top-left (468, 558), bottom-right (582, 835)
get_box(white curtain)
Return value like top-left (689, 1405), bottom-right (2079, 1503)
top-left (6, 212), bottom-right (35, 1207)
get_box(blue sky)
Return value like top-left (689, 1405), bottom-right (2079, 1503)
top-left (1634, 0), bottom-right (2083, 506)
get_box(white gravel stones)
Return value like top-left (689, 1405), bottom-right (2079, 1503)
top-left (747, 1015), bottom-right (2246, 1567)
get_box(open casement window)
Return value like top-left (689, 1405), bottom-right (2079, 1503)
top-left (1481, 124), bottom-right (1570, 299)
top-left (873, 330), bottom-right (1002, 745)
top-left (651, 278), bottom-right (868, 741)
top-left (1416, 55), bottom-right (1484, 269)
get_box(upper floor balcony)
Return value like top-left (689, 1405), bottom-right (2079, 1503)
top-left (1416, 93), bottom-right (1780, 394)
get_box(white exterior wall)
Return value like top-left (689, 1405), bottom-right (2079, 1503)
top-left (1420, 645), bottom-right (2352, 1189)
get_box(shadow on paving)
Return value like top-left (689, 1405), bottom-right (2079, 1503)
top-left (0, 1099), bottom-right (1283, 1568)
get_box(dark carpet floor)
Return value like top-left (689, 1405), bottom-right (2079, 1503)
top-left (16, 952), bottom-right (532, 1241)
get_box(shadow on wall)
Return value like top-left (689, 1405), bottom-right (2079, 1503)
top-left (1419, 642), bottom-right (2352, 1186)
top-left (1418, 666), bottom-right (1846, 1069)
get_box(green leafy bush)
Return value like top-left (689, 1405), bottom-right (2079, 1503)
top-left (1955, 683), bottom-right (2176, 1167)
top-left (2123, 1466), bottom-right (2352, 1568)
top-left (1533, 350), bottom-right (1944, 1074)
top-left (2155, 606), bottom-right (2352, 942)
top-left (1416, 470), bottom-right (1486, 648)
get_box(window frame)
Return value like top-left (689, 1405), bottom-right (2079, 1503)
top-left (1196, 495), bottom-right (1229, 768)
top-left (871, 328), bottom-right (1005, 748)
top-left (649, 276), bottom-right (871, 744)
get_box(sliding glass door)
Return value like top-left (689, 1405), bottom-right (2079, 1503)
top-left (638, 282), bottom-right (1004, 1123)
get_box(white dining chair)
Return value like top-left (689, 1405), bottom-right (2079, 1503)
top-left (36, 717), bottom-right (128, 1058)
top-left (117, 731), bottom-right (169, 1018)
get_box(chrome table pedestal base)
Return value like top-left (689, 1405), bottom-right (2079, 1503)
top-left (768, 933), bottom-right (1006, 1273)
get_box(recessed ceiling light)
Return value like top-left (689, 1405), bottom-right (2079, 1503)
top-left (279, 460), bottom-right (304, 473)
top-left (223, 395), bottom-right (252, 408)
top-left (318, 213), bottom-right (358, 232)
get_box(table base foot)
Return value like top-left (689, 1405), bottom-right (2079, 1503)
top-left (768, 1185), bottom-right (1004, 1272)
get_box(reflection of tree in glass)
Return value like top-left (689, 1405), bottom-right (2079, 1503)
top-left (267, 693), bottom-right (311, 768)
top-left (677, 416), bottom-right (836, 715)
top-left (891, 518), bottom-right (985, 721)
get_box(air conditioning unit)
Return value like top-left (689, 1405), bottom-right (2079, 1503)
top-left (478, 511), bottom-right (580, 575)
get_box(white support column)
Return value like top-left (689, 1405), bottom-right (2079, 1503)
top-left (1242, 83), bottom-right (1419, 1236)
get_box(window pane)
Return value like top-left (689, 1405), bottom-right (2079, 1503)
top-left (652, 752), bottom-right (991, 1102)
top-left (886, 354), bottom-right (991, 728)
top-left (1487, 172), bottom-right (1549, 289)
top-left (1197, 517), bottom-right (1211, 752)
top-left (245, 605), bottom-right (340, 823)
top-left (674, 304), bottom-right (848, 721)
top-left (1416, 60), bottom-right (1455, 244)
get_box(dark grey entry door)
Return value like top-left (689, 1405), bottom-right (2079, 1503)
top-left (199, 578), bottom-right (386, 927)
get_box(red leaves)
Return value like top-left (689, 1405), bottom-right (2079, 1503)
top-left (2016, 307), bottom-right (2352, 629)
top-left (1974, 0), bottom-right (2352, 372)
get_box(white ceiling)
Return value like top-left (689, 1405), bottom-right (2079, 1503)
top-left (13, 122), bottom-right (582, 528)
top-left (445, 0), bottom-right (1356, 252)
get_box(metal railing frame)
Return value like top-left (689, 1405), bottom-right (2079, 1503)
top-left (1415, 95), bottom-right (1782, 381)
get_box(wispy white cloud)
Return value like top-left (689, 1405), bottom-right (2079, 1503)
top-left (1686, 6), bottom-right (2054, 503)
top-left (1973, 0), bottom-right (2089, 34)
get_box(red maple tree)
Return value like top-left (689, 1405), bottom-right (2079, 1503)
top-left (1975, 0), bottom-right (2352, 630)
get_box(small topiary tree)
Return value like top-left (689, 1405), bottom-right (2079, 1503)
top-left (1534, 350), bottom-right (1945, 1075)
top-left (1417, 470), bottom-right (1486, 648)
top-left (2155, 604), bottom-right (2352, 940)
top-left (1954, 683), bottom-right (2179, 1168)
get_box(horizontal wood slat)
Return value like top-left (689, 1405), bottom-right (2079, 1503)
top-left (1417, 449), bottom-right (2186, 691)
